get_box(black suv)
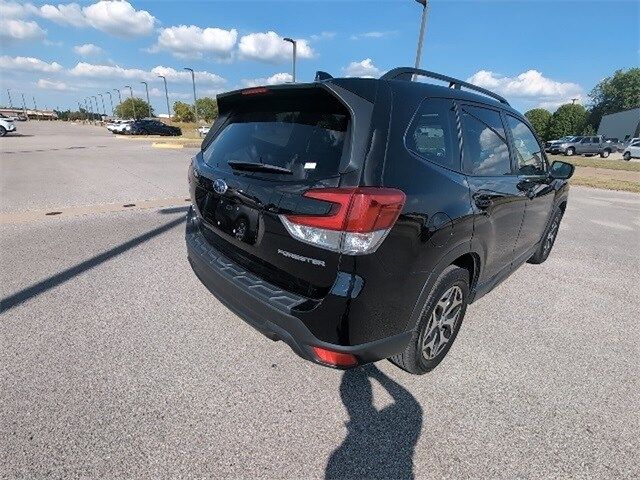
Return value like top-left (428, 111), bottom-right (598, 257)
top-left (186, 68), bottom-right (574, 374)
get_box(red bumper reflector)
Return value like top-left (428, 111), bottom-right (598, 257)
top-left (312, 346), bottom-right (358, 367)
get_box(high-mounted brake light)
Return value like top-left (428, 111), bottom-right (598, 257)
top-left (280, 187), bottom-right (405, 255)
top-left (241, 87), bottom-right (270, 96)
top-left (312, 346), bottom-right (358, 368)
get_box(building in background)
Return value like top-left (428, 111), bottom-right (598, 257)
top-left (597, 107), bottom-right (640, 141)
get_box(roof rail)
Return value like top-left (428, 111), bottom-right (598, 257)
top-left (380, 67), bottom-right (510, 106)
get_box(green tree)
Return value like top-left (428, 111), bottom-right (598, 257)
top-left (547, 103), bottom-right (587, 139)
top-left (587, 68), bottom-right (640, 130)
top-left (173, 101), bottom-right (195, 122)
top-left (195, 97), bottom-right (218, 122)
top-left (114, 97), bottom-right (153, 119)
top-left (524, 108), bottom-right (552, 141)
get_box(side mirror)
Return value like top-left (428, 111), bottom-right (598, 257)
top-left (549, 160), bottom-right (575, 180)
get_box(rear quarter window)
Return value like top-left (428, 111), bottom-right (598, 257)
top-left (405, 98), bottom-right (460, 171)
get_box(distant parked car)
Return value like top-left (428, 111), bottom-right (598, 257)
top-left (127, 119), bottom-right (181, 136)
top-left (574, 135), bottom-right (618, 158)
top-left (110, 120), bottom-right (134, 134)
top-left (197, 125), bottom-right (210, 136)
top-left (622, 140), bottom-right (640, 161)
top-left (0, 113), bottom-right (20, 122)
top-left (545, 136), bottom-right (576, 152)
top-left (0, 117), bottom-right (16, 136)
top-left (547, 136), bottom-right (584, 156)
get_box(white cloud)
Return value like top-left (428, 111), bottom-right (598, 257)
top-left (37, 78), bottom-right (73, 91)
top-left (0, 18), bottom-right (45, 42)
top-left (350, 31), bottom-right (396, 40)
top-left (310, 31), bottom-right (336, 41)
top-left (241, 72), bottom-right (293, 87)
top-left (0, 1), bottom-right (37, 18)
top-left (73, 43), bottom-right (104, 57)
top-left (343, 58), bottom-right (382, 78)
top-left (238, 31), bottom-right (314, 63)
top-left (467, 70), bottom-right (583, 106)
top-left (155, 25), bottom-right (237, 59)
top-left (68, 62), bottom-right (226, 86)
top-left (37, 1), bottom-right (155, 37)
top-left (38, 3), bottom-right (86, 27)
top-left (83, 1), bottom-right (155, 37)
top-left (0, 55), bottom-right (63, 73)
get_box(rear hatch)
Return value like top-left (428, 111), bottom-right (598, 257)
top-left (190, 83), bottom-right (373, 299)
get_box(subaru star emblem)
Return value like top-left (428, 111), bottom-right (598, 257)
top-left (213, 178), bottom-right (228, 195)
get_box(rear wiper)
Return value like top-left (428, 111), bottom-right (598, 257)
top-left (228, 160), bottom-right (292, 174)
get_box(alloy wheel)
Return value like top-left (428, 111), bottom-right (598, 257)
top-left (421, 285), bottom-right (464, 360)
top-left (543, 215), bottom-right (560, 256)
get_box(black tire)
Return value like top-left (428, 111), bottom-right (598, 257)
top-left (600, 149), bottom-right (610, 158)
top-left (623, 152), bottom-right (631, 161)
top-left (565, 147), bottom-right (575, 156)
top-left (528, 208), bottom-right (563, 265)
top-left (0, 126), bottom-right (6, 137)
top-left (390, 265), bottom-right (469, 375)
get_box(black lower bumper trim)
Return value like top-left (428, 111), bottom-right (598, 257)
top-left (186, 209), bottom-right (411, 367)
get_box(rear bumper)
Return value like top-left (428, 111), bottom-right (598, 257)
top-left (185, 207), bottom-right (410, 368)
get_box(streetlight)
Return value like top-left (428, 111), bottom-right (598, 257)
top-left (33, 96), bottom-right (38, 120)
top-left (283, 37), bottom-right (297, 82)
top-left (84, 97), bottom-right (92, 122)
top-left (91, 96), bottom-right (99, 120)
top-left (21, 93), bottom-right (28, 120)
top-left (98, 93), bottom-right (106, 116)
top-left (105, 91), bottom-right (114, 116)
top-left (7, 89), bottom-right (13, 109)
top-left (124, 85), bottom-right (136, 119)
top-left (157, 75), bottom-right (171, 119)
top-left (113, 88), bottom-right (122, 118)
top-left (140, 81), bottom-right (151, 118)
top-left (183, 67), bottom-right (198, 124)
top-left (414, 0), bottom-right (429, 72)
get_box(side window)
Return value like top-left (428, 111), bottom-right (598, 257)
top-left (405, 98), bottom-right (460, 171)
top-left (506, 116), bottom-right (546, 176)
top-left (581, 138), bottom-right (590, 143)
top-left (460, 105), bottom-right (512, 176)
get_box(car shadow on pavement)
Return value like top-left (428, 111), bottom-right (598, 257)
top-left (326, 364), bottom-right (423, 480)
top-left (0, 215), bottom-right (185, 314)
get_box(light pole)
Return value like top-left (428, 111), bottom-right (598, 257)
top-left (91, 96), bottom-right (99, 120)
top-left (21, 93), bottom-right (28, 120)
top-left (105, 91), bottom-right (114, 116)
top-left (113, 89), bottom-right (122, 117)
top-left (85, 97), bottom-right (92, 122)
top-left (158, 75), bottom-right (171, 119)
top-left (183, 67), bottom-right (198, 124)
top-left (283, 37), bottom-right (297, 82)
top-left (124, 85), bottom-right (136, 119)
top-left (140, 81), bottom-right (151, 117)
top-left (98, 93), bottom-right (106, 116)
top-left (7, 89), bottom-right (13, 109)
top-left (414, 0), bottom-right (429, 73)
top-left (33, 96), bottom-right (38, 120)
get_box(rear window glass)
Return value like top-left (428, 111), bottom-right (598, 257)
top-left (203, 109), bottom-right (349, 181)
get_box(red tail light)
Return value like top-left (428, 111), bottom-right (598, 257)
top-left (313, 346), bottom-right (358, 368)
top-left (280, 187), bottom-right (405, 255)
top-left (242, 87), bottom-right (270, 95)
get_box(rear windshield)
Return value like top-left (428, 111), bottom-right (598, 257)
top-left (203, 93), bottom-right (349, 181)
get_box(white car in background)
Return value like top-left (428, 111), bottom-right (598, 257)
top-left (108, 120), bottom-right (133, 134)
top-left (622, 139), bottom-right (640, 161)
top-left (197, 125), bottom-right (210, 136)
top-left (0, 117), bottom-right (17, 137)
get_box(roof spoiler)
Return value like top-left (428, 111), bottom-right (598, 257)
top-left (381, 67), bottom-right (510, 105)
top-left (315, 71), bottom-right (333, 81)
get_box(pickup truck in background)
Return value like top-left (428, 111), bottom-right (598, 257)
top-left (547, 136), bottom-right (584, 156)
top-left (574, 136), bottom-right (620, 158)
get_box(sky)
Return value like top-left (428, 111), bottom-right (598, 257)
top-left (1, 0), bottom-right (638, 115)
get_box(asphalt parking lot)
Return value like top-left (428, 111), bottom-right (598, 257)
top-left (2, 121), bottom-right (639, 479)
